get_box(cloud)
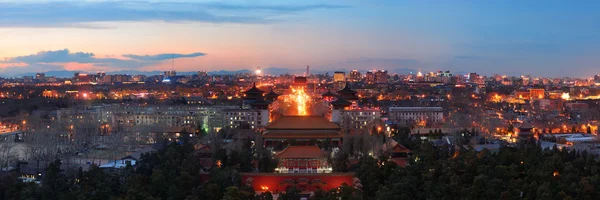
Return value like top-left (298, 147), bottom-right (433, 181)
top-left (2, 49), bottom-right (206, 73)
top-left (0, 1), bottom-right (347, 28)
top-left (123, 53), bottom-right (206, 61)
top-left (9, 49), bottom-right (95, 63)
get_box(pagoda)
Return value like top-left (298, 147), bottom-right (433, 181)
top-left (322, 90), bottom-right (336, 102)
top-left (337, 83), bottom-right (358, 101)
top-left (244, 83), bottom-right (265, 101)
top-left (265, 90), bottom-right (280, 101)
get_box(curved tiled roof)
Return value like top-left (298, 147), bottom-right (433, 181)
top-left (245, 83), bottom-right (265, 94)
top-left (322, 90), bottom-right (336, 98)
top-left (337, 84), bottom-right (356, 94)
top-left (275, 146), bottom-right (327, 159)
top-left (330, 97), bottom-right (352, 106)
top-left (266, 116), bottom-right (340, 130)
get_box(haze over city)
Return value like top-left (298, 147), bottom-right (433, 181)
top-left (2, 0), bottom-right (600, 77)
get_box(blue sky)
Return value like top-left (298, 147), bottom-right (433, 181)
top-left (0, 0), bottom-right (599, 77)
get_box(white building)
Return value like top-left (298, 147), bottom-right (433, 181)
top-left (223, 109), bottom-right (269, 129)
top-left (338, 109), bottom-right (381, 130)
top-left (388, 107), bottom-right (444, 124)
top-left (56, 105), bottom-right (239, 133)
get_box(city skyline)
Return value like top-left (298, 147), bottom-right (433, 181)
top-left (1, 0), bottom-right (600, 77)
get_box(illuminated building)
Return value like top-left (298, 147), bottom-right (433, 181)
top-left (517, 122), bottom-right (534, 139)
top-left (223, 108), bottom-right (269, 129)
top-left (338, 108), bottom-right (381, 130)
top-left (365, 71), bottom-right (375, 84)
top-left (348, 70), bottom-right (361, 82)
top-left (163, 70), bottom-right (176, 77)
top-left (388, 107), bottom-right (443, 124)
top-left (333, 71), bottom-right (346, 90)
top-left (274, 146), bottom-right (331, 173)
top-left (241, 173), bottom-right (356, 194)
top-left (468, 73), bottom-right (483, 84)
top-left (415, 71), bottom-right (424, 82)
top-left (529, 88), bottom-right (545, 99)
top-left (515, 91), bottom-right (530, 99)
top-left (74, 73), bottom-right (91, 83)
top-left (35, 73), bottom-right (45, 80)
top-left (322, 90), bottom-right (336, 102)
top-left (224, 83), bottom-right (272, 129)
top-left (292, 76), bottom-right (308, 88)
top-left (333, 71), bottom-right (345, 82)
top-left (262, 116), bottom-right (343, 148)
top-left (375, 70), bottom-right (388, 84)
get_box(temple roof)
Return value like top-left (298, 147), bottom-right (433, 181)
top-left (265, 90), bottom-right (279, 101)
top-left (245, 83), bottom-right (265, 94)
top-left (275, 146), bottom-right (327, 159)
top-left (330, 97), bottom-right (352, 107)
top-left (337, 84), bottom-right (357, 94)
top-left (294, 77), bottom-right (308, 84)
top-left (266, 90), bottom-right (279, 97)
top-left (266, 116), bottom-right (340, 130)
top-left (263, 130), bottom-right (342, 139)
top-left (519, 122), bottom-right (534, 130)
top-left (391, 143), bottom-right (412, 153)
top-left (250, 98), bottom-right (270, 106)
top-left (322, 90), bottom-right (336, 98)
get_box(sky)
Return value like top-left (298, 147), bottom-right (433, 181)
top-left (1, 0), bottom-right (600, 77)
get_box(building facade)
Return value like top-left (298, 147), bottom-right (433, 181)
top-left (388, 107), bottom-right (444, 124)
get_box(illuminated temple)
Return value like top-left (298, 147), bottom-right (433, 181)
top-left (274, 146), bottom-right (332, 173)
top-left (262, 116), bottom-right (343, 148)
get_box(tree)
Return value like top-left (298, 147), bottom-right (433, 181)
top-left (586, 126), bottom-right (591, 134)
top-left (258, 151), bottom-right (278, 173)
top-left (330, 152), bottom-right (349, 172)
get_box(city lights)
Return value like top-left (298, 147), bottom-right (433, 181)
top-left (290, 87), bottom-right (310, 116)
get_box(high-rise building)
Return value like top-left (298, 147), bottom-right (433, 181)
top-left (468, 73), bottom-right (483, 84)
top-left (164, 70), bottom-right (176, 77)
top-left (75, 73), bottom-right (91, 83)
top-left (333, 71), bottom-right (346, 90)
top-left (348, 70), bottom-right (361, 82)
top-left (595, 75), bottom-right (600, 83)
top-left (375, 70), bottom-right (388, 84)
top-left (366, 71), bottom-right (375, 84)
top-left (35, 73), bottom-right (45, 80)
top-left (333, 71), bottom-right (345, 82)
top-left (529, 88), bottom-right (545, 99)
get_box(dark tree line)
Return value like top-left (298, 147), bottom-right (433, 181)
top-left (2, 129), bottom-right (600, 200)
top-left (355, 128), bottom-right (600, 200)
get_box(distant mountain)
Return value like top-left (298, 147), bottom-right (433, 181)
top-left (206, 69), bottom-right (252, 75)
top-left (17, 70), bottom-right (81, 78)
top-left (12, 69), bottom-right (256, 78)
top-left (9, 67), bottom-right (431, 78)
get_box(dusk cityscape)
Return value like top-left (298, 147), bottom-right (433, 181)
top-left (1, 1), bottom-right (600, 200)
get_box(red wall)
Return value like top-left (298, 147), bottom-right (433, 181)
top-left (241, 173), bottom-right (355, 193)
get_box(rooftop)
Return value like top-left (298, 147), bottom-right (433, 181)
top-left (275, 146), bottom-right (327, 159)
top-left (337, 84), bottom-right (357, 94)
top-left (245, 83), bottom-right (265, 94)
top-left (266, 116), bottom-right (340, 130)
